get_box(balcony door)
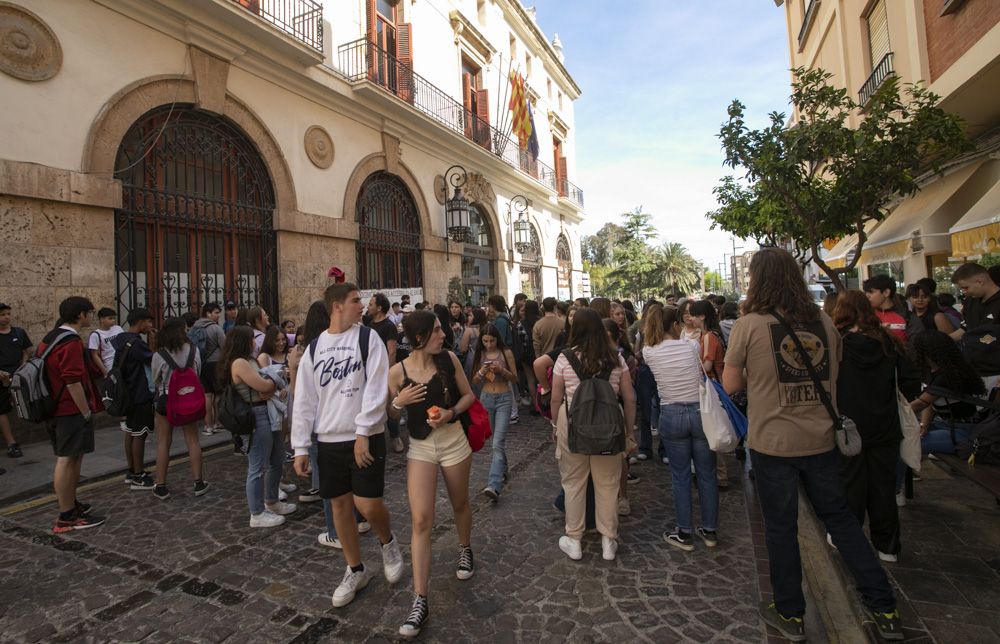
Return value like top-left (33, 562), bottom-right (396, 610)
top-left (462, 59), bottom-right (490, 150)
top-left (366, 0), bottom-right (413, 100)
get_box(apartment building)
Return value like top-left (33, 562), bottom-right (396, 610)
top-left (0, 0), bottom-right (586, 339)
top-left (778, 0), bottom-right (1000, 288)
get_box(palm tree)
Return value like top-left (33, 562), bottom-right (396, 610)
top-left (657, 242), bottom-right (701, 295)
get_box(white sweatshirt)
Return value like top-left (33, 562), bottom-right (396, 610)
top-left (291, 325), bottom-right (388, 455)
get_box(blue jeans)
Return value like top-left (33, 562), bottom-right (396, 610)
top-left (922, 418), bottom-right (974, 455)
top-left (661, 403), bottom-right (718, 532)
top-left (247, 405), bottom-right (283, 515)
top-left (482, 390), bottom-right (514, 491)
top-left (751, 448), bottom-right (896, 617)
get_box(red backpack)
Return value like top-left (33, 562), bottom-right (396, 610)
top-left (159, 347), bottom-right (206, 426)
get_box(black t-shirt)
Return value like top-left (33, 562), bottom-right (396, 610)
top-left (962, 290), bottom-right (1000, 330)
top-left (0, 327), bottom-right (32, 373)
top-left (369, 318), bottom-right (398, 346)
top-left (927, 371), bottom-right (978, 422)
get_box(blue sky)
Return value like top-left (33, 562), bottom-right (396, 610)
top-left (529, 0), bottom-right (793, 273)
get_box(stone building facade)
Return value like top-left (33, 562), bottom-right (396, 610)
top-left (0, 0), bottom-right (586, 340)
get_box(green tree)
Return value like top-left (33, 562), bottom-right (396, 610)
top-left (656, 242), bottom-right (701, 296)
top-left (708, 67), bottom-right (967, 291)
top-left (611, 208), bottom-right (658, 299)
top-left (584, 261), bottom-right (621, 299)
top-left (582, 222), bottom-right (625, 266)
top-left (704, 271), bottom-right (724, 293)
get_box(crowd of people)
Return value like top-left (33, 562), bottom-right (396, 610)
top-left (4, 248), bottom-right (999, 640)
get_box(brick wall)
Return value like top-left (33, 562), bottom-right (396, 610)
top-left (924, 0), bottom-right (1000, 82)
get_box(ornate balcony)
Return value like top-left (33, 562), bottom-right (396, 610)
top-left (338, 38), bottom-right (584, 209)
top-left (228, 0), bottom-right (323, 53)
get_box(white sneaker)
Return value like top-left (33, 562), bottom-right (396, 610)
top-left (382, 535), bottom-right (405, 584)
top-left (662, 456), bottom-right (669, 465)
top-left (558, 535), bottom-right (582, 560)
top-left (878, 551), bottom-right (898, 563)
top-left (278, 489), bottom-right (288, 502)
top-left (636, 453), bottom-right (649, 461)
top-left (318, 532), bottom-right (342, 548)
top-left (519, 396), bottom-right (532, 407)
top-left (332, 564), bottom-right (374, 608)
top-left (201, 425), bottom-right (216, 436)
top-left (895, 492), bottom-right (907, 507)
top-left (249, 510), bottom-right (285, 528)
top-left (265, 501), bottom-right (297, 515)
top-left (279, 482), bottom-right (297, 493)
top-left (358, 521), bottom-right (371, 534)
top-left (628, 455), bottom-right (638, 465)
top-left (601, 536), bottom-right (618, 561)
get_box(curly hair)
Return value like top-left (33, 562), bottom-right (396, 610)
top-left (913, 330), bottom-right (985, 397)
top-left (742, 247), bottom-right (818, 324)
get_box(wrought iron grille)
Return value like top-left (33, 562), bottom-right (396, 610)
top-left (114, 105), bottom-right (277, 326)
top-left (859, 52), bottom-right (894, 107)
top-left (357, 172), bottom-right (422, 290)
top-left (229, 0), bottom-right (324, 52)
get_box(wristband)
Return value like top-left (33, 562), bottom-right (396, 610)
top-left (450, 407), bottom-right (461, 421)
top-left (391, 398), bottom-right (403, 410)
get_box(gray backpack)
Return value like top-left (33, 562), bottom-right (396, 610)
top-left (562, 350), bottom-right (625, 455)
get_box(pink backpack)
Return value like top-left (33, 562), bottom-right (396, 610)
top-left (159, 347), bottom-right (206, 426)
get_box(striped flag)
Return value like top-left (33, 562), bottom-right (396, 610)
top-left (508, 71), bottom-right (532, 147)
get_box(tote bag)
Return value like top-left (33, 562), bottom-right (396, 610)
top-left (897, 372), bottom-right (922, 471)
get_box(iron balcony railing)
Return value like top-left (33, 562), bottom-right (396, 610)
top-left (229, 0), bottom-right (324, 53)
top-left (797, 0), bottom-right (820, 49)
top-left (337, 38), bottom-right (584, 209)
top-left (859, 52), bottom-right (894, 107)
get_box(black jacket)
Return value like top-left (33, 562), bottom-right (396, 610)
top-left (110, 331), bottom-right (154, 405)
top-left (836, 331), bottom-right (920, 445)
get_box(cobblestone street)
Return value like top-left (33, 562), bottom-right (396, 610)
top-left (0, 413), bottom-right (768, 643)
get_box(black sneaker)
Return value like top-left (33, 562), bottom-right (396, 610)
top-left (7, 443), bottom-right (22, 458)
top-left (153, 484), bottom-right (170, 500)
top-left (663, 530), bottom-right (694, 552)
top-left (398, 594), bottom-right (429, 639)
top-left (53, 513), bottom-right (106, 534)
top-left (696, 527), bottom-right (718, 548)
top-left (299, 488), bottom-right (321, 503)
top-left (130, 474), bottom-right (154, 490)
top-left (193, 480), bottom-right (210, 496)
top-left (456, 545), bottom-right (474, 580)
top-left (758, 600), bottom-right (805, 642)
top-left (75, 500), bottom-right (92, 516)
top-left (867, 607), bottom-right (903, 641)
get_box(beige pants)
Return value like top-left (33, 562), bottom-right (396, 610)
top-left (555, 405), bottom-right (623, 540)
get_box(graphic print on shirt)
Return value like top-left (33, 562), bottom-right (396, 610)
top-left (312, 343), bottom-right (363, 398)
top-left (769, 320), bottom-right (829, 408)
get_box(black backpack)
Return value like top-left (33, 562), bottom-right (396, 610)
top-left (561, 350), bottom-right (625, 455)
top-left (10, 331), bottom-right (78, 423)
top-left (959, 323), bottom-right (1000, 376)
top-left (100, 339), bottom-right (135, 417)
top-left (928, 385), bottom-right (1000, 465)
top-left (216, 383), bottom-right (254, 436)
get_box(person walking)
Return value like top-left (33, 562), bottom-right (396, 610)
top-left (151, 317), bottom-right (209, 500)
top-left (641, 304), bottom-right (719, 551)
top-left (723, 248), bottom-right (901, 642)
top-left (487, 295), bottom-right (519, 425)
top-left (518, 300), bottom-right (540, 411)
top-left (0, 302), bottom-right (32, 459)
top-left (471, 324), bottom-right (517, 501)
top-left (367, 293), bottom-right (404, 453)
top-left (111, 308), bottom-right (157, 489)
top-left (292, 283), bottom-right (403, 609)
top-left (550, 308), bottom-right (636, 562)
top-left (388, 310), bottom-right (477, 638)
top-left (192, 302), bottom-right (226, 436)
top-left (689, 299), bottom-right (729, 489)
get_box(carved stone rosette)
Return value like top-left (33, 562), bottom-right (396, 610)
top-left (304, 125), bottom-right (334, 169)
top-left (434, 174), bottom-right (447, 205)
top-left (0, 2), bottom-right (62, 82)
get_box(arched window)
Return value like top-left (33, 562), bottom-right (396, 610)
top-left (557, 234), bottom-right (572, 300)
top-left (114, 105), bottom-right (277, 325)
top-left (461, 204), bottom-right (496, 305)
top-left (357, 172), bottom-right (422, 289)
top-left (519, 224), bottom-right (542, 299)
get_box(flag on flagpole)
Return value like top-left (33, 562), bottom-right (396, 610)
top-left (508, 71), bottom-right (532, 147)
top-left (527, 102), bottom-right (539, 161)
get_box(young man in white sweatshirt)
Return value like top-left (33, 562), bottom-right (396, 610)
top-left (292, 283), bottom-right (404, 608)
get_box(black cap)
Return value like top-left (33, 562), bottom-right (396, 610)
top-left (0, 303), bottom-right (9, 312)
top-left (225, 301), bottom-right (237, 309)
top-left (126, 308), bottom-right (154, 325)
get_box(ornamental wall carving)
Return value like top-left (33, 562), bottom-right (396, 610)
top-left (0, 2), bottom-right (62, 82)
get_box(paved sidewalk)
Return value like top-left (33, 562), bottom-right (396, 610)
top-left (0, 422), bottom-right (230, 508)
top-left (0, 414), bottom-right (775, 642)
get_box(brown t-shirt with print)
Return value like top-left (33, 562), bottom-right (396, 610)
top-left (725, 311), bottom-right (841, 457)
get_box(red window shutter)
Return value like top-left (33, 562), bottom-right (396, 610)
top-left (475, 88), bottom-right (491, 151)
top-left (365, 0), bottom-right (376, 81)
top-left (557, 156), bottom-right (568, 197)
top-left (462, 73), bottom-right (474, 140)
top-left (396, 23), bottom-right (414, 103)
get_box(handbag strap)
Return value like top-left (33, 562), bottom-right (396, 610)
top-left (771, 313), bottom-right (841, 429)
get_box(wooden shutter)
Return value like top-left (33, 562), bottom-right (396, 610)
top-left (866, 0), bottom-right (890, 68)
top-left (365, 0), bottom-right (377, 81)
top-left (557, 156), bottom-right (568, 197)
top-left (396, 23), bottom-right (414, 103)
top-left (462, 73), bottom-right (474, 140)
top-left (475, 88), bottom-right (491, 151)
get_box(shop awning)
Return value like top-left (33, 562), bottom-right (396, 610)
top-left (823, 220), bottom-right (880, 269)
top-left (949, 178), bottom-right (1000, 257)
top-left (858, 162), bottom-right (984, 264)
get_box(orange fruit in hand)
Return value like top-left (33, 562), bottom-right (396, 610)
top-left (427, 405), bottom-right (442, 420)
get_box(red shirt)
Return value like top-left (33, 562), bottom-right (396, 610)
top-left (875, 309), bottom-right (908, 343)
top-left (700, 331), bottom-right (726, 381)
top-left (37, 327), bottom-right (101, 416)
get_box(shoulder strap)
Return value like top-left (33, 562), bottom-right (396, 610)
top-left (400, 359), bottom-right (409, 381)
top-left (39, 331), bottom-right (79, 361)
top-left (184, 344), bottom-right (195, 369)
top-left (158, 348), bottom-right (181, 371)
top-left (561, 349), bottom-right (588, 380)
top-left (359, 325), bottom-right (371, 374)
top-left (772, 312), bottom-right (840, 427)
top-left (308, 337), bottom-right (320, 362)
top-left (112, 340), bottom-right (135, 370)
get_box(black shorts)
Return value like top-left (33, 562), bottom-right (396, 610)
top-left (125, 401), bottom-right (155, 436)
top-left (317, 435), bottom-right (387, 499)
top-left (200, 362), bottom-right (220, 395)
top-left (47, 414), bottom-right (95, 457)
top-left (0, 385), bottom-right (10, 415)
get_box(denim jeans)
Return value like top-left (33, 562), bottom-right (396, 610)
top-left (482, 390), bottom-right (514, 491)
top-left (661, 403), bottom-right (718, 532)
top-left (751, 448), bottom-right (896, 617)
top-left (247, 405), bottom-right (283, 515)
top-left (922, 418), bottom-right (974, 455)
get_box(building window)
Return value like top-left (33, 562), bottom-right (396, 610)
top-left (556, 234), bottom-right (572, 300)
top-left (866, 0), bottom-right (890, 70)
top-left (461, 205), bottom-right (496, 305)
top-left (462, 58), bottom-right (491, 150)
top-left (553, 137), bottom-right (568, 197)
top-left (366, 0), bottom-right (413, 101)
top-left (356, 172), bottom-right (422, 290)
top-left (113, 105), bottom-right (277, 325)
top-left (525, 52), bottom-right (532, 80)
top-left (509, 33), bottom-right (516, 59)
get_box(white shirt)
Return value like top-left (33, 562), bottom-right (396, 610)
top-left (291, 324), bottom-right (389, 454)
top-left (88, 326), bottom-right (124, 373)
top-left (641, 339), bottom-right (703, 404)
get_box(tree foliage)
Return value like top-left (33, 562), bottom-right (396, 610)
top-left (707, 67), bottom-right (967, 291)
